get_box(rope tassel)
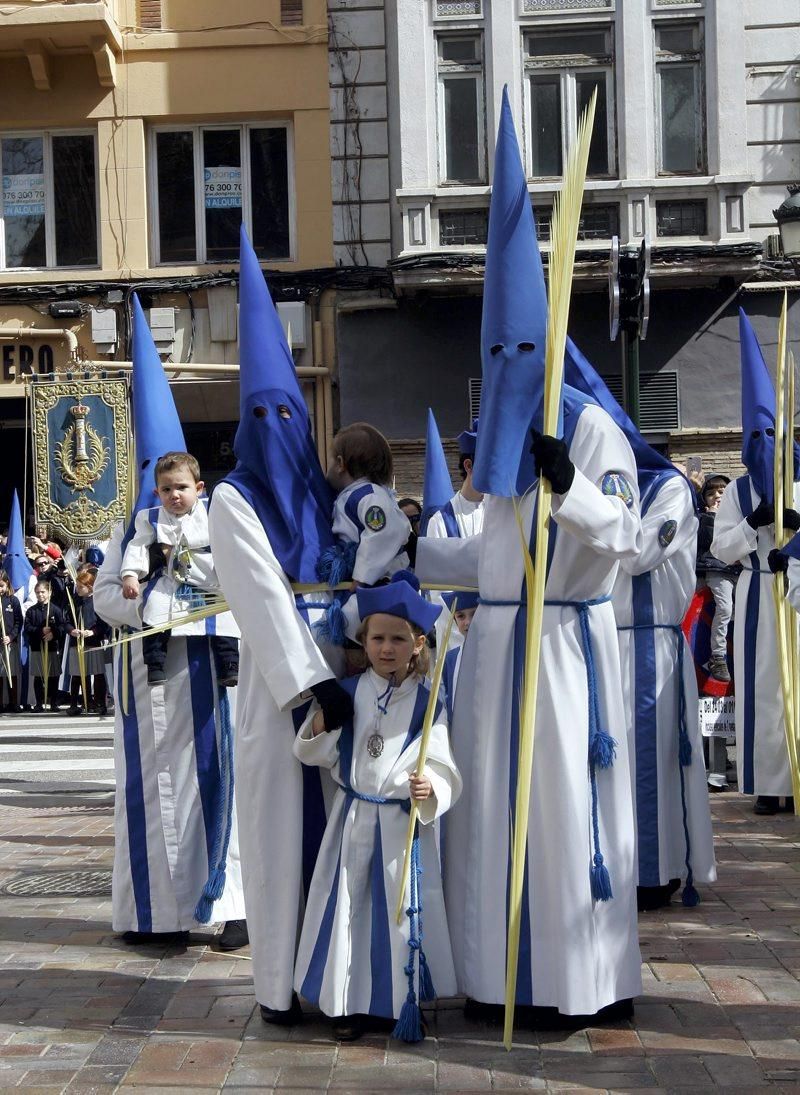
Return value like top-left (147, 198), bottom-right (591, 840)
top-left (392, 831), bottom-right (430, 1043)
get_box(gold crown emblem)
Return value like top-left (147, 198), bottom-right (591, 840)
top-left (70, 402), bottom-right (90, 418)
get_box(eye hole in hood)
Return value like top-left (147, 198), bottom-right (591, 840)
top-left (518, 342), bottom-right (535, 352)
top-left (253, 406), bottom-right (268, 419)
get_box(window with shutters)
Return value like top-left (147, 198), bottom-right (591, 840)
top-left (280, 0), bottom-right (303, 26)
top-left (655, 22), bottom-right (706, 175)
top-left (524, 27), bottom-right (616, 180)
top-left (436, 35), bottom-right (487, 184)
top-left (0, 130), bottom-right (98, 270)
top-left (150, 122), bottom-right (293, 265)
top-left (138, 0), bottom-right (161, 30)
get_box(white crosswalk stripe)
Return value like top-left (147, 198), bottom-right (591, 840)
top-left (0, 712), bottom-right (115, 795)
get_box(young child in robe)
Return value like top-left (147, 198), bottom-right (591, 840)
top-left (66, 564), bottom-right (111, 716)
top-left (326, 423), bottom-right (412, 586)
top-left (120, 451), bottom-right (239, 687)
top-left (24, 581), bottom-right (66, 712)
top-left (440, 590), bottom-right (478, 725)
top-left (0, 571), bottom-right (23, 712)
top-left (293, 572), bottom-right (461, 1043)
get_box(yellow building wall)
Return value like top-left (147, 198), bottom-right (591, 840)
top-left (0, 2), bottom-right (333, 282)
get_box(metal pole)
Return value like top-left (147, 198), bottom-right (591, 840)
top-left (623, 326), bottom-right (640, 429)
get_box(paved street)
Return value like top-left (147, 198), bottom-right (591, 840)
top-left (0, 716), bottom-right (797, 1092)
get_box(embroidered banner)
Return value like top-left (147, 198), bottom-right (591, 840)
top-left (31, 378), bottom-right (130, 542)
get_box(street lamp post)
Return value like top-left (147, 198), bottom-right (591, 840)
top-left (774, 184), bottom-right (800, 270)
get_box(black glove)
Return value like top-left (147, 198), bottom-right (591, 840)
top-left (768, 548), bottom-right (789, 574)
top-left (530, 430), bottom-right (575, 494)
top-left (785, 508), bottom-right (800, 532)
top-left (404, 530), bottom-right (418, 568)
top-left (310, 678), bottom-right (354, 732)
top-left (746, 500), bottom-right (774, 529)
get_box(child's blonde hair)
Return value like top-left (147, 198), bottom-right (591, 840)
top-left (355, 614), bottom-right (430, 678)
top-left (331, 423), bottom-right (393, 486)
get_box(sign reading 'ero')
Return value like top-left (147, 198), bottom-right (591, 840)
top-left (2, 343), bottom-right (55, 382)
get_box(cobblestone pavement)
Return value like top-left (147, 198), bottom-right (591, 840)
top-left (0, 787), bottom-right (797, 1092)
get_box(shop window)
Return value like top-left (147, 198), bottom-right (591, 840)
top-left (524, 27), bottom-right (616, 179)
top-left (151, 123), bottom-right (292, 264)
top-left (655, 22), bottom-right (706, 174)
top-left (439, 208), bottom-right (488, 246)
top-left (437, 35), bottom-right (487, 184)
top-left (0, 131), bottom-right (98, 270)
top-left (656, 199), bottom-right (707, 237)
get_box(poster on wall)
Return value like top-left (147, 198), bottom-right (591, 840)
top-left (204, 166), bottom-right (242, 209)
top-left (698, 695), bottom-right (735, 742)
top-left (30, 377), bottom-right (130, 543)
top-left (2, 173), bottom-right (45, 216)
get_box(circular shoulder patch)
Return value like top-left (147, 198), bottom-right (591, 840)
top-left (658, 519), bottom-right (677, 548)
top-left (364, 505), bottom-right (387, 531)
top-left (601, 472), bottom-right (634, 510)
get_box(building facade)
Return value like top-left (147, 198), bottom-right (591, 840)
top-left (331, 0), bottom-right (800, 494)
top-left (0, 0), bottom-right (336, 521)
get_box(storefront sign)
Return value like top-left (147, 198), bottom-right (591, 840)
top-left (204, 166), bottom-right (242, 209)
top-left (699, 695), bottom-right (735, 741)
top-left (2, 173), bottom-right (45, 217)
top-left (2, 343), bottom-right (54, 382)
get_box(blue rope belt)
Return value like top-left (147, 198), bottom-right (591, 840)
top-left (479, 593), bottom-right (615, 902)
top-left (174, 582), bottom-right (210, 610)
top-left (617, 621), bottom-right (699, 907)
top-left (342, 785), bottom-right (432, 1041)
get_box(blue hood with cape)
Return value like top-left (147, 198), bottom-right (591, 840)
top-left (421, 408), bottom-right (453, 534)
top-left (3, 490), bottom-right (33, 593)
top-left (223, 227), bottom-right (335, 583)
top-left (472, 88), bottom-right (551, 497)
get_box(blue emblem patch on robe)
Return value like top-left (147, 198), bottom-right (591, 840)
top-left (365, 505), bottom-right (386, 531)
top-left (601, 472), bottom-right (634, 509)
top-left (658, 519), bottom-right (677, 548)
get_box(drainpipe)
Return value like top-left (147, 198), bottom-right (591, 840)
top-left (0, 325), bottom-right (78, 356)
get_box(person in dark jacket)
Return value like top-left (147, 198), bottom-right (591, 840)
top-left (66, 564), bottom-right (111, 716)
top-left (0, 570), bottom-right (23, 712)
top-left (697, 474), bottom-right (740, 682)
top-left (24, 581), bottom-right (66, 712)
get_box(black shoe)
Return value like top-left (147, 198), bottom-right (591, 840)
top-left (464, 998), bottom-right (505, 1025)
top-left (98, 705), bottom-right (108, 717)
top-left (637, 880), bottom-right (680, 912)
top-left (331, 1014), bottom-right (365, 1042)
top-left (781, 796), bottom-right (795, 813)
top-left (67, 705), bottom-right (81, 717)
top-left (5, 705), bottom-right (21, 714)
top-left (708, 780), bottom-right (728, 793)
top-left (147, 667), bottom-right (167, 686)
top-left (259, 995), bottom-right (303, 1026)
top-left (121, 930), bottom-right (189, 946)
top-left (754, 795), bottom-right (780, 815)
top-left (520, 997), bottom-right (634, 1032)
top-left (33, 704), bottom-right (45, 713)
top-left (217, 919), bottom-right (248, 951)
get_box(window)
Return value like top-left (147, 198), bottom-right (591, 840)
top-left (656, 199), bottom-right (707, 237)
top-left (655, 22), bottom-right (705, 174)
top-left (0, 131), bottom-right (97, 270)
top-left (532, 202), bottom-right (619, 242)
top-left (437, 35), bottom-right (486, 184)
top-left (151, 123), bottom-right (292, 264)
top-left (280, 0), bottom-right (303, 24)
top-left (439, 208), bottom-right (488, 246)
top-left (524, 28), bottom-right (615, 179)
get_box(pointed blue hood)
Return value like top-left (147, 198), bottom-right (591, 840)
top-left (421, 409), bottom-right (453, 534)
top-left (3, 490), bottom-right (33, 593)
top-left (223, 227), bottom-right (335, 583)
top-left (123, 295), bottom-right (187, 547)
top-left (739, 307), bottom-right (799, 501)
top-left (564, 336), bottom-right (678, 500)
top-left (473, 87), bottom-right (550, 497)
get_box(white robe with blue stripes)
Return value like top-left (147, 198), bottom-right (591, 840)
top-left (614, 474), bottom-right (716, 889)
top-left (415, 403), bottom-right (644, 1016)
top-left (293, 669), bottom-right (461, 1020)
top-left (209, 482), bottom-right (344, 1012)
top-left (712, 476), bottom-right (798, 796)
top-left (94, 524), bottom-right (245, 932)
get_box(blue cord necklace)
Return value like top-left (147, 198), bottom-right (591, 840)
top-left (367, 671), bottom-right (396, 758)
